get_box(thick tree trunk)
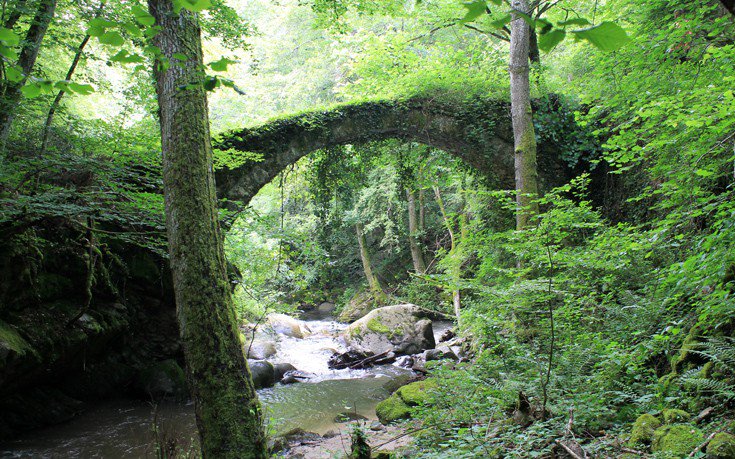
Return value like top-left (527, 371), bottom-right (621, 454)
top-left (41, 1), bottom-right (106, 154)
top-left (148, 1), bottom-right (267, 457)
top-left (355, 222), bottom-right (384, 300)
top-left (0, 0), bottom-right (57, 155)
top-left (509, 0), bottom-right (540, 230)
top-left (406, 188), bottom-right (427, 274)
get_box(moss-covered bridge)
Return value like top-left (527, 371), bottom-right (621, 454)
top-left (214, 96), bottom-right (568, 205)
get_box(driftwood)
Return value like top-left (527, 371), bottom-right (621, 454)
top-left (555, 439), bottom-right (587, 459)
top-left (328, 350), bottom-right (396, 370)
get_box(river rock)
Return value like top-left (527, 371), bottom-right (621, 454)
top-left (338, 289), bottom-right (376, 323)
top-left (274, 362), bottom-right (297, 381)
top-left (343, 304), bottom-right (435, 356)
top-left (317, 301), bottom-right (336, 315)
top-left (424, 346), bottom-right (458, 361)
top-left (267, 313), bottom-right (307, 338)
top-left (245, 340), bottom-right (277, 360)
top-left (249, 360), bottom-right (275, 389)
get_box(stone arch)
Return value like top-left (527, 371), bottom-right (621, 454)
top-left (214, 96), bottom-right (563, 205)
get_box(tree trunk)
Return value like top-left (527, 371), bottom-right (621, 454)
top-left (406, 188), bottom-right (427, 274)
top-left (433, 186), bottom-right (463, 322)
top-left (509, 0), bottom-right (540, 230)
top-left (3, 0), bottom-right (29, 30)
top-left (148, 1), bottom-right (267, 457)
top-left (41, 1), bottom-right (106, 154)
top-left (355, 222), bottom-right (384, 300)
top-left (0, 0), bottom-right (57, 155)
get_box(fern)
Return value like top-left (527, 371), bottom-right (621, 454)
top-left (681, 337), bottom-right (735, 402)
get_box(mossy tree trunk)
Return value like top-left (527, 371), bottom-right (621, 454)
top-left (433, 185), bottom-right (465, 322)
top-left (406, 188), bottom-right (427, 274)
top-left (355, 222), bottom-right (385, 302)
top-left (0, 0), bottom-right (57, 155)
top-left (509, 0), bottom-right (540, 230)
top-left (148, 1), bottom-right (267, 457)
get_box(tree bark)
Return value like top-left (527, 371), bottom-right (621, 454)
top-left (406, 188), bottom-right (427, 274)
top-left (41, 1), bottom-right (106, 154)
top-left (509, 0), bottom-right (540, 230)
top-left (3, 0), bottom-right (29, 30)
top-left (0, 0), bottom-right (57, 155)
top-left (355, 222), bottom-right (384, 300)
top-left (148, 1), bottom-right (267, 457)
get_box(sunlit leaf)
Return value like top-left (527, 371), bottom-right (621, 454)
top-left (99, 31), bottom-right (125, 46)
top-left (461, 0), bottom-right (486, 23)
top-left (132, 5), bottom-right (156, 26)
top-left (20, 84), bottom-right (41, 98)
top-left (0, 27), bottom-right (20, 45)
top-left (572, 21), bottom-right (630, 52)
top-left (538, 28), bottom-right (565, 52)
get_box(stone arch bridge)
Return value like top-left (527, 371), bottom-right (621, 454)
top-left (214, 96), bottom-right (567, 205)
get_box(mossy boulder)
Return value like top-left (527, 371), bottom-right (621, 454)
top-left (137, 359), bottom-right (188, 400)
top-left (395, 379), bottom-right (438, 406)
top-left (662, 408), bottom-right (690, 424)
top-left (708, 432), bottom-right (735, 459)
top-left (652, 424), bottom-right (704, 456)
top-left (0, 320), bottom-right (35, 365)
top-left (375, 393), bottom-right (411, 424)
top-left (343, 304), bottom-right (435, 356)
top-left (629, 413), bottom-right (662, 446)
top-left (339, 289), bottom-right (378, 323)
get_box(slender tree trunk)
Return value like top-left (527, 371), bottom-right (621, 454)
top-left (418, 188), bottom-right (425, 232)
top-left (0, 0), bottom-right (57, 155)
top-left (3, 0), bottom-right (29, 30)
top-left (355, 222), bottom-right (384, 301)
top-left (41, 1), bottom-right (106, 154)
top-left (510, 0), bottom-right (540, 230)
top-left (433, 186), bottom-right (463, 322)
top-left (406, 188), bottom-right (427, 274)
top-left (148, 1), bottom-right (267, 457)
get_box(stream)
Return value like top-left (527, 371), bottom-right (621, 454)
top-left (0, 310), bottom-right (451, 458)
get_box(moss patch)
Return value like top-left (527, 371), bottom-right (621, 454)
top-left (396, 379), bottom-right (438, 407)
top-left (375, 394), bottom-right (411, 424)
top-left (662, 408), bottom-right (690, 424)
top-left (0, 320), bottom-right (32, 359)
top-left (707, 432), bottom-right (735, 459)
top-left (628, 413), bottom-right (661, 447)
top-left (367, 318), bottom-right (391, 335)
top-left (652, 424), bottom-right (704, 456)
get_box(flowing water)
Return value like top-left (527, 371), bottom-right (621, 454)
top-left (0, 312), bottom-right (451, 458)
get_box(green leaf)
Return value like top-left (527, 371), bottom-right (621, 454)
top-left (89, 18), bottom-right (116, 28)
top-left (460, 0), bottom-right (486, 23)
top-left (110, 50), bottom-right (145, 63)
top-left (5, 65), bottom-right (23, 82)
top-left (0, 43), bottom-right (18, 61)
top-left (86, 25), bottom-right (106, 37)
top-left (572, 21), bottom-right (630, 52)
top-left (538, 28), bottom-right (565, 52)
top-left (99, 31), bottom-right (125, 46)
top-left (69, 83), bottom-right (95, 95)
top-left (132, 5), bottom-right (156, 26)
top-left (209, 57), bottom-right (237, 72)
top-left (172, 52), bottom-right (189, 61)
top-left (489, 14), bottom-right (511, 29)
top-left (203, 76), bottom-right (218, 91)
top-left (0, 27), bottom-right (20, 45)
top-left (177, 0), bottom-right (212, 13)
top-left (122, 22), bottom-right (143, 38)
top-left (558, 18), bottom-right (590, 27)
top-left (20, 84), bottom-right (41, 98)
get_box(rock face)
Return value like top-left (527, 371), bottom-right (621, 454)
top-left (343, 304), bottom-right (435, 356)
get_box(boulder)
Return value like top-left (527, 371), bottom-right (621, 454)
top-left (375, 393), bottom-right (411, 424)
top-left (652, 424), bottom-right (704, 456)
top-left (395, 379), bottom-right (438, 406)
top-left (245, 340), bottom-right (277, 360)
top-left (707, 432), bottom-right (735, 458)
top-left (343, 304), bottom-right (435, 356)
top-left (249, 360), bottom-right (276, 389)
top-left (267, 313), bottom-right (307, 338)
top-left (274, 362), bottom-right (297, 382)
top-left (137, 359), bottom-right (187, 400)
top-left (317, 302), bottom-right (336, 315)
top-left (661, 408), bottom-right (690, 424)
top-left (338, 289), bottom-right (380, 323)
top-left (628, 413), bottom-right (661, 447)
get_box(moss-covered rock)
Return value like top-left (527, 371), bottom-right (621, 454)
top-left (396, 379), bottom-right (438, 407)
top-left (662, 408), bottom-right (690, 424)
top-left (707, 432), bottom-right (735, 459)
top-left (343, 304), bottom-right (435, 356)
top-left (137, 359), bottom-right (188, 400)
top-left (375, 393), bottom-right (411, 424)
top-left (652, 424), bottom-right (704, 456)
top-left (629, 413), bottom-right (662, 446)
top-left (0, 320), bottom-right (34, 364)
top-left (339, 289), bottom-right (378, 323)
